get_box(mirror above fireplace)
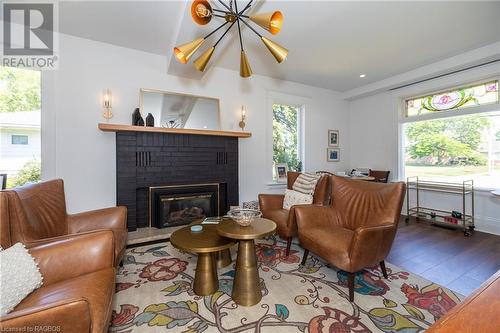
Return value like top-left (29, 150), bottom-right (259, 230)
top-left (140, 89), bottom-right (221, 130)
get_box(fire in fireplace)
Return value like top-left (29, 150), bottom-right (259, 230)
top-left (149, 183), bottom-right (227, 228)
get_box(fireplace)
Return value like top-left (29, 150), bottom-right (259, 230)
top-left (115, 131), bottom-right (239, 231)
top-left (149, 183), bottom-right (227, 228)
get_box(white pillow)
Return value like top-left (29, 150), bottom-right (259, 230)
top-left (0, 243), bottom-right (43, 315)
top-left (283, 189), bottom-right (313, 210)
top-left (292, 173), bottom-right (321, 195)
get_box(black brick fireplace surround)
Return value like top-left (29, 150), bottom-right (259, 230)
top-left (115, 131), bottom-right (239, 231)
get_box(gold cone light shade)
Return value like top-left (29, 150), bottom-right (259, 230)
top-left (194, 47), bottom-right (215, 72)
top-left (240, 51), bottom-right (252, 78)
top-left (250, 11), bottom-right (283, 35)
top-left (191, 0), bottom-right (213, 25)
top-left (261, 37), bottom-right (288, 63)
top-left (174, 38), bottom-right (205, 64)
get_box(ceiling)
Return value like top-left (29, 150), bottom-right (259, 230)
top-left (59, 1), bottom-right (500, 92)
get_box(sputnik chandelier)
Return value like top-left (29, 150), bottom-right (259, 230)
top-left (173, 0), bottom-right (288, 78)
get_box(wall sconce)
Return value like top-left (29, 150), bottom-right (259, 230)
top-left (102, 89), bottom-right (113, 121)
top-left (239, 105), bottom-right (246, 130)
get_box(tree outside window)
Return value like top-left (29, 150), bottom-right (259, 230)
top-left (272, 103), bottom-right (302, 173)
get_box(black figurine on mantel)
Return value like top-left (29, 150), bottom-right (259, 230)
top-left (145, 113), bottom-right (154, 127)
top-left (132, 108), bottom-right (144, 126)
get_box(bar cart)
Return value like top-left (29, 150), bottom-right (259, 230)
top-left (406, 176), bottom-right (475, 236)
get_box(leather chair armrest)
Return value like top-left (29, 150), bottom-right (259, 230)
top-left (258, 194), bottom-right (285, 211)
top-left (67, 206), bottom-right (127, 234)
top-left (28, 230), bottom-right (115, 286)
top-left (0, 299), bottom-right (91, 332)
top-left (288, 204), bottom-right (323, 228)
top-left (349, 223), bottom-right (396, 271)
top-left (295, 205), bottom-right (336, 229)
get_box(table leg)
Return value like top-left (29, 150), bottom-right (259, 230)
top-left (215, 249), bottom-right (232, 268)
top-left (194, 253), bottom-right (218, 296)
top-left (232, 239), bottom-right (261, 306)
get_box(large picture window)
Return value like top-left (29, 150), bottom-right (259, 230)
top-left (402, 80), bottom-right (500, 188)
top-left (272, 103), bottom-right (303, 175)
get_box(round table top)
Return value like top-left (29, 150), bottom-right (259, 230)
top-left (170, 225), bottom-right (235, 253)
top-left (217, 218), bottom-right (276, 240)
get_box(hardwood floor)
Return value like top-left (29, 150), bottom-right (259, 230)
top-left (387, 217), bottom-right (500, 296)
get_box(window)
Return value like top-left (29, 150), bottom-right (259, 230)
top-left (402, 80), bottom-right (500, 188)
top-left (0, 67), bottom-right (41, 188)
top-left (272, 103), bottom-right (303, 175)
top-left (11, 134), bottom-right (28, 145)
top-left (406, 81), bottom-right (498, 117)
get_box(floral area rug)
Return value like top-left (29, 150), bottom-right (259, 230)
top-left (110, 236), bottom-right (464, 333)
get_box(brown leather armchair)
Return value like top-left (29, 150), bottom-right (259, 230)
top-left (0, 230), bottom-right (116, 333)
top-left (258, 172), bottom-right (330, 256)
top-left (4, 179), bottom-right (127, 266)
top-left (295, 176), bottom-right (406, 301)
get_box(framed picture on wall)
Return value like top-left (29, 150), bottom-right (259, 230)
top-left (328, 130), bottom-right (339, 147)
top-left (327, 148), bottom-right (340, 162)
top-left (275, 163), bottom-right (289, 183)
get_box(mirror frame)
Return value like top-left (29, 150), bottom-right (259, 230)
top-left (139, 88), bottom-right (221, 130)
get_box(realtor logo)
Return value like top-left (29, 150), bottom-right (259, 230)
top-left (2, 2), bottom-right (58, 69)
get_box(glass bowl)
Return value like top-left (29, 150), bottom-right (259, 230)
top-left (227, 209), bottom-right (262, 227)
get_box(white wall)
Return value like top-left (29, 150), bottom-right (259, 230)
top-left (349, 62), bottom-right (500, 235)
top-left (42, 34), bottom-right (350, 213)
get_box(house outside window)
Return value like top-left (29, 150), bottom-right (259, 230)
top-left (0, 67), bottom-right (41, 188)
top-left (272, 103), bottom-right (304, 177)
top-left (402, 80), bottom-right (500, 188)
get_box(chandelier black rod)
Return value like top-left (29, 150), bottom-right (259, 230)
top-left (234, 0), bottom-right (244, 51)
top-left (204, 21), bottom-right (230, 39)
top-left (217, 0), bottom-right (233, 13)
top-left (238, 0), bottom-right (253, 15)
top-left (213, 21), bottom-right (236, 47)
top-left (238, 17), bottom-right (262, 38)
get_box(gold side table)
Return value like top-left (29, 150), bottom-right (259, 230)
top-left (190, 219), bottom-right (232, 268)
top-left (217, 218), bottom-right (276, 306)
top-left (170, 225), bottom-right (235, 296)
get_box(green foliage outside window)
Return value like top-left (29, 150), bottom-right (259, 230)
top-left (273, 104), bottom-right (302, 172)
top-left (7, 160), bottom-right (41, 188)
top-left (0, 67), bottom-right (41, 112)
top-left (405, 115), bottom-right (489, 166)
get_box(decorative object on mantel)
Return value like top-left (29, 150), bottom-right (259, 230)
top-left (98, 123), bottom-right (252, 138)
top-left (132, 108), bottom-right (144, 126)
top-left (239, 105), bottom-right (246, 130)
top-left (145, 113), bottom-right (155, 127)
top-left (102, 89), bottom-right (113, 121)
top-left (327, 148), bottom-right (340, 162)
top-left (174, 0), bottom-right (288, 78)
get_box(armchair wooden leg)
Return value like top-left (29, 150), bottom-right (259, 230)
top-left (348, 272), bottom-right (355, 302)
top-left (285, 237), bottom-right (292, 256)
top-left (301, 249), bottom-right (309, 266)
top-left (380, 260), bottom-right (388, 279)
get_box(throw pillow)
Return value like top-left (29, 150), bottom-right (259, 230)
top-left (0, 243), bottom-right (43, 315)
top-left (292, 172), bottom-right (321, 195)
top-left (283, 189), bottom-right (313, 210)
